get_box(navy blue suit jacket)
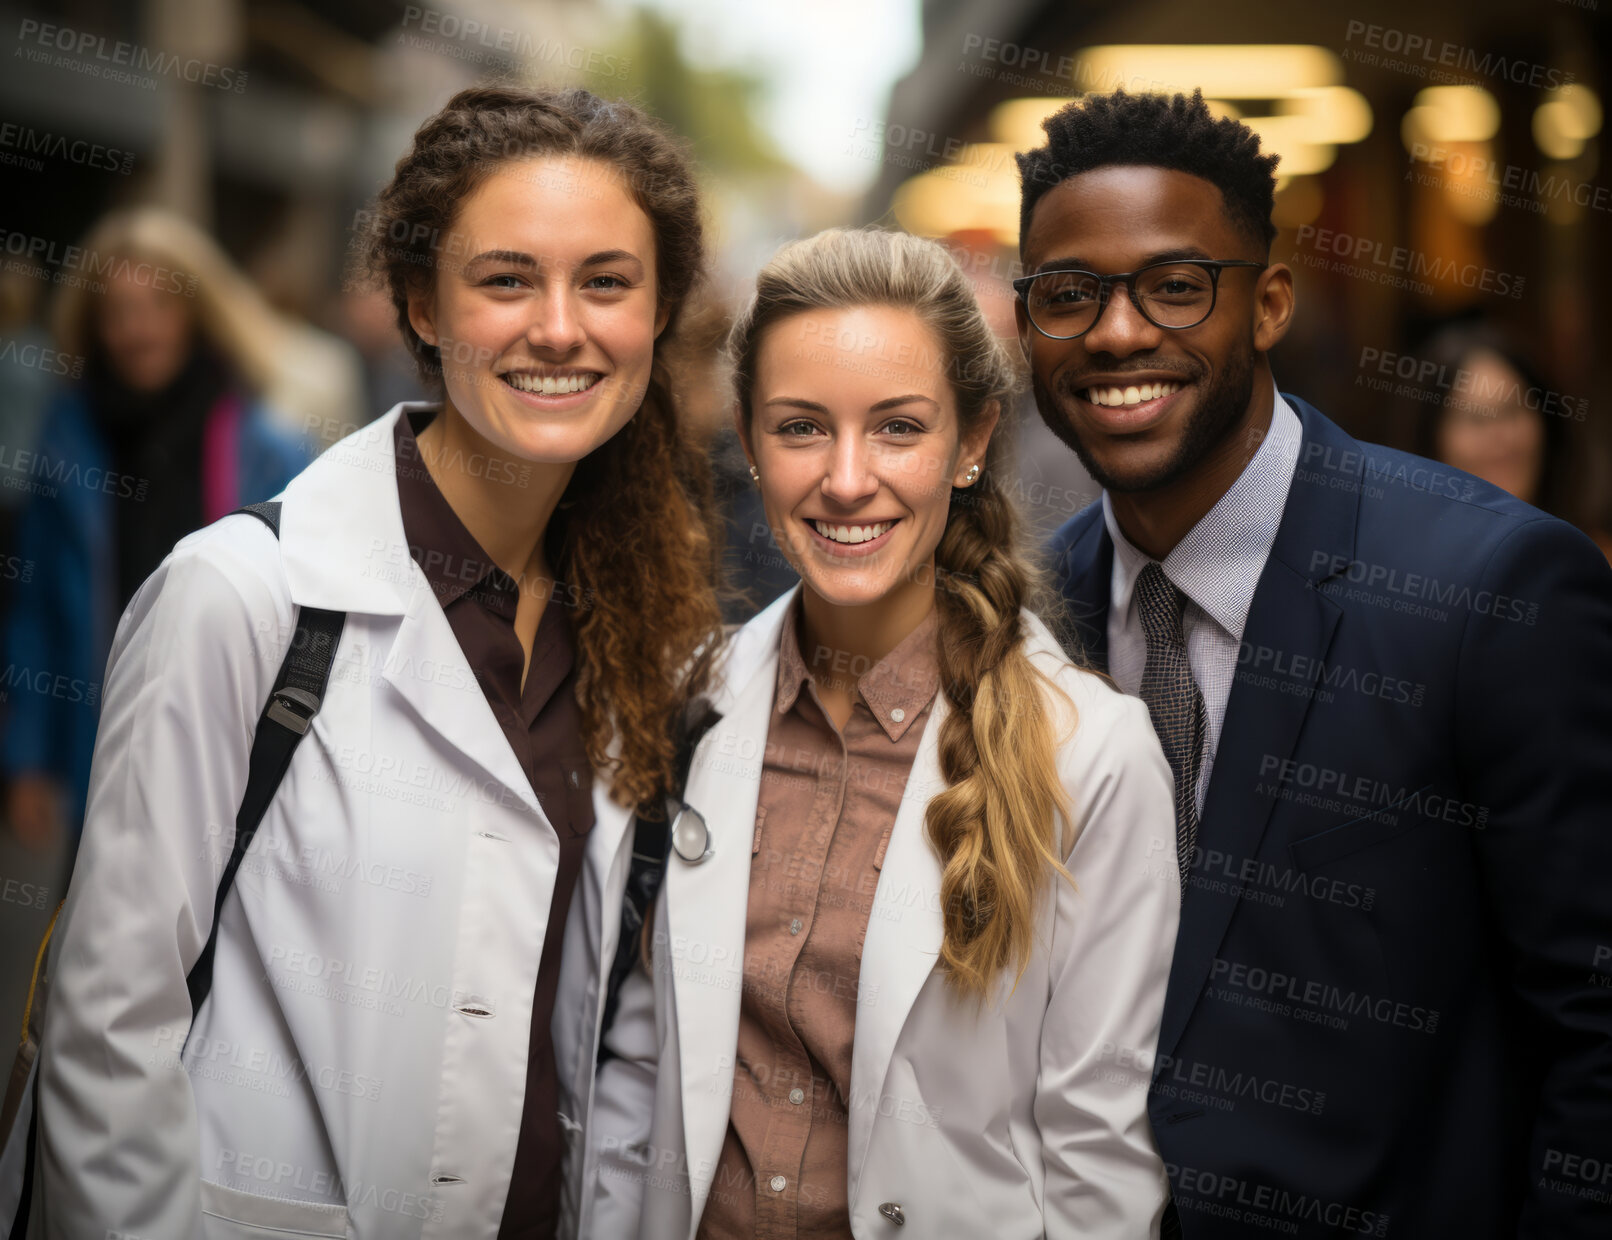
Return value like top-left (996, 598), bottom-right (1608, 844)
top-left (1048, 395), bottom-right (1612, 1238)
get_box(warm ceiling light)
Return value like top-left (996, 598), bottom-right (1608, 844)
top-left (892, 147), bottom-right (1023, 248)
top-left (1072, 44), bottom-right (1343, 97)
top-left (1533, 84), bottom-right (1602, 161)
top-left (1401, 86), bottom-right (1501, 150)
top-left (1241, 117), bottom-right (1337, 176)
top-left (1279, 86), bottom-right (1374, 145)
top-left (989, 98), bottom-right (1067, 150)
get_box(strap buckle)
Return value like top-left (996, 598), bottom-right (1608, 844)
top-left (265, 687), bottom-right (321, 735)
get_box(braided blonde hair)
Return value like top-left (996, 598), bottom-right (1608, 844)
top-left (730, 227), bottom-right (1075, 998)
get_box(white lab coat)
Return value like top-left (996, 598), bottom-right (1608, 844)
top-left (586, 585), bottom-right (1181, 1239)
top-left (0, 403), bottom-right (637, 1239)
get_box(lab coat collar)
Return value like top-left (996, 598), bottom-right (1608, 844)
top-left (276, 402), bottom-right (430, 616)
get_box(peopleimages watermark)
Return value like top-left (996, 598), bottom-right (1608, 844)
top-left (16, 18), bottom-right (249, 93)
top-left (0, 122), bottom-right (134, 176)
top-left (1291, 225), bottom-right (1525, 300)
top-left (1144, 836), bottom-right (1379, 911)
top-left (1309, 550), bottom-right (1539, 626)
top-left (1, 875), bottom-right (49, 910)
top-left (1169, 1162), bottom-right (1390, 1235)
top-left (0, 227), bottom-right (198, 298)
top-left (1355, 346), bottom-right (1589, 422)
top-left (1209, 957), bottom-right (1441, 1035)
top-left (1299, 440), bottom-right (1479, 504)
top-left (1237, 639), bottom-right (1428, 709)
top-left (1342, 19), bottom-right (1574, 90)
top-left (1256, 754), bottom-right (1489, 830)
top-left (0, 336), bottom-right (85, 379)
top-left (1407, 144), bottom-right (1612, 220)
top-left (843, 118), bottom-right (1002, 186)
top-left (955, 34), bottom-right (1180, 95)
top-left (398, 5), bottom-right (631, 78)
top-left (0, 438), bottom-right (149, 503)
top-left (214, 1148), bottom-right (442, 1223)
top-left (1539, 1146), bottom-right (1612, 1205)
top-left (1096, 1040), bottom-right (1329, 1116)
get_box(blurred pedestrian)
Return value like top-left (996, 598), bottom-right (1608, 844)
top-left (1, 207), bottom-right (311, 854)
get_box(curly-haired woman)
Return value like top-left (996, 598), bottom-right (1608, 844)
top-left (3, 86), bottom-right (722, 1239)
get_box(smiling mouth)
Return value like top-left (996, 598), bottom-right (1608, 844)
top-left (501, 370), bottom-right (602, 395)
top-left (1080, 380), bottom-right (1184, 406)
top-left (810, 518), bottom-right (898, 545)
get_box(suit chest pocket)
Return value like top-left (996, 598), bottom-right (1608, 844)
top-left (1287, 782), bottom-right (1433, 870)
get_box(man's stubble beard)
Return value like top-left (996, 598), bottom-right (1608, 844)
top-left (1030, 342), bottom-right (1257, 495)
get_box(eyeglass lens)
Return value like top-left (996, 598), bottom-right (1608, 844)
top-left (1025, 263), bottom-right (1219, 333)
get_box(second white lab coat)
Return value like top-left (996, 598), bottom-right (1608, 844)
top-left (586, 585), bottom-right (1181, 1239)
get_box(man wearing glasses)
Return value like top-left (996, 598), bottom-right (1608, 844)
top-left (1016, 89), bottom-right (1612, 1238)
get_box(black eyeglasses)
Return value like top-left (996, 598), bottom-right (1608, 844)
top-left (1013, 259), bottom-right (1267, 340)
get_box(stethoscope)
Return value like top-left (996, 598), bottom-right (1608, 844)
top-left (669, 800), bottom-right (712, 865)
top-left (666, 704), bottom-right (724, 866)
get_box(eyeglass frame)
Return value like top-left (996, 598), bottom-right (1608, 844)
top-left (1013, 258), bottom-right (1268, 341)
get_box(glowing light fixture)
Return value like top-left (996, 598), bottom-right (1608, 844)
top-left (1533, 84), bottom-right (1602, 161)
top-left (1401, 86), bottom-right (1501, 151)
top-left (1069, 43), bottom-right (1342, 97)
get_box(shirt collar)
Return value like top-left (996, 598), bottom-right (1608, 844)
top-left (394, 407), bottom-right (519, 617)
top-left (1103, 389), bottom-right (1303, 642)
top-left (774, 593), bottom-right (941, 742)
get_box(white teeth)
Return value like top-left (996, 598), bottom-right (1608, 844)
top-left (1084, 381), bottom-right (1181, 406)
top-left (503, 372), bottom-right (600, 395)
top-left (812, 519), bottom-right (893, 545)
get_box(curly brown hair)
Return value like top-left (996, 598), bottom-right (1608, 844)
top-left (356, 85), bottom-right (723, 810)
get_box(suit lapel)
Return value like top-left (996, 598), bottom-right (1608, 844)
top-left (1155, 397), bottom-right (1360, 1059)
top-left (844, 695), bottom-right (949, 1202)
top-left (1052, 505), bottom-right (1114, 673)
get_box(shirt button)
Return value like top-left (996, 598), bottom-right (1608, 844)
top-left (789, 918), bottom-right (803, 935)
top-left (789, 1087), bottom-right (805, 1105)
top-left (770, 1175), bottom-right (787, 1193)
top-left (890, 707), bottom-right (905, 723)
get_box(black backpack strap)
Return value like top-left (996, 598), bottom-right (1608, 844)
top-left (184, 503), bottom-right (344, 1032)
top-left (598, 703), bottom-right (722, 1063)
top-left (234, 500), bottom-right (282, 536)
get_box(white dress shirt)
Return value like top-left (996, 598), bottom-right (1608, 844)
top-left (1104, 390), bottom-right (1303, 813)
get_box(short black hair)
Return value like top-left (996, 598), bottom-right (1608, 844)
top-left (1016, 89), bottom-right (1280, 256)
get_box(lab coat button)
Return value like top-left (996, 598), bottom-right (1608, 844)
top-left (878, 1201), bottom-right (905, 1225)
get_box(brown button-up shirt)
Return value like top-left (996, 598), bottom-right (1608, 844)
top-left (698, 594), bottom-right (940, 1240)
top-left (393, 409), bottom-right (595, 1240)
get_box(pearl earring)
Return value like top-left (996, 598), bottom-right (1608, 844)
top-left (963, 463), bottom-right (980, 485)
top-left (749, 464), bottom-right (760, 484)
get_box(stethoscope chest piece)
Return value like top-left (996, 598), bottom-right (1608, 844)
top-left (670, 803), bottom-right (712, 864)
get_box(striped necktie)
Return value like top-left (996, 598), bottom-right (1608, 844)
top-left (1135, 562), bottom-right (1206, 888)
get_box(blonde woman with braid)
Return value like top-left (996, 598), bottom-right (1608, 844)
top-left (586, 228), bottom-right (1180, 1239)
